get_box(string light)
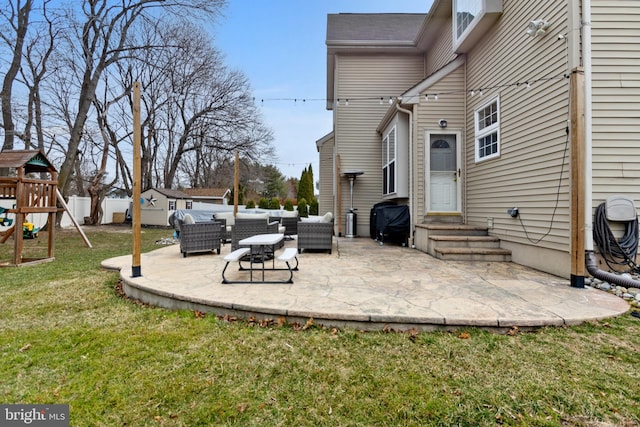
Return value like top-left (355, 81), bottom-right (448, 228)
top-left (251, 73), bottom-right (569, 106)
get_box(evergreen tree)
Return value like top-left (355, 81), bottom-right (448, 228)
top-left (298, 164), bottom-right (316, 204)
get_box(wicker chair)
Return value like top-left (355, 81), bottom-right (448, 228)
top-left (297, 220), bottom-right (334, 254)
top-left (281, 217), bottom-right (299, 239)
top-left (179, 221), bottom-right (222, 257)
top-left (231, 218), bottom-right (281, 251)
top-left (269, 216), bottom-right (299, 240)
top-left (213, 212), bottom-right (234, 243)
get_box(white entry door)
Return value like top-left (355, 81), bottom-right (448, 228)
top-left (429, 133), bottom-right (460, 212)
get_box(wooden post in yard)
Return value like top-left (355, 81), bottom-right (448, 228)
top-left (132, 82), bottom-right (142, 277)
top-left (336, 155), bottom-right (342, 236)
top-left (570, 67), bottom-right (586, 288)
top-left (234, 150), bottom-right (239, 216)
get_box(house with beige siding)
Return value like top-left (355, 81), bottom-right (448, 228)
top-left (322, 0), bottom-right (640, 283)
top-left (140, 187), bottom-right (192, 227)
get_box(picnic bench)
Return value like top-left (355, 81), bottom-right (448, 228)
top-left (221, 234), bottom-right (298, 284)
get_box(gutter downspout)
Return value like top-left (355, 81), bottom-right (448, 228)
top-left (583, 0), bottom-right (594, 255)
top-left (581, 0), bottom-right (640, 288)
top-left (396, 103), bottom-right (414, 248)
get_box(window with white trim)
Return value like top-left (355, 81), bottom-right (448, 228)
top-left (475, 97), bottom-right (500, 162)
top-left (455, 0), bottom-right (482, 40)
top-left (382, 127), bottom-right (396, 195)
top-left (453, 0), bottom-right (502, 52)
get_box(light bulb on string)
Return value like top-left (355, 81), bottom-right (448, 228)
top-left (434, 94), bottom-right (438, 101)
top-left (388, 97), bottom-right (393, 104)
top-left (345, 99), bottom-right (349, 106)
top-left (380, 97), bottom-right (383, 105)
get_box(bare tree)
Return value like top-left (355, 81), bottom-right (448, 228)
top-left (116, 19), bottom-right (274, 190)
top-left (18, 0), bottom-right (58, 153)
top-left (54, 0), bottom-right (224, 197)
top-left (0, 0), bottom-right (33, 152)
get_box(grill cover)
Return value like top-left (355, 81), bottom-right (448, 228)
top-left (374, 204), bottom-right (410, 245)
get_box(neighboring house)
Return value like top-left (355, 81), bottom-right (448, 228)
top-left (183, 188), bottom-right (231, 205)
top-left (322, 0), bottom-right (640, 280)
top-left (140, 187), bottom-right (192, 226)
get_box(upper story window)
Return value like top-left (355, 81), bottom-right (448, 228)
top-left (455, 0), bottom-right (482, 39)
top-left (453, 0), bottom-right (503, 53)
top-left (475, 97), bottom-right (500, 162)
top-left (382, 127), bottom-right (396, 195)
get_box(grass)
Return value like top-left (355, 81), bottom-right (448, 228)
top-left (1, 226), bottom-right (640, 426)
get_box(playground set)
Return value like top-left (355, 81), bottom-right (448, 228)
top-left (0, 150), bottom-right (58, 266)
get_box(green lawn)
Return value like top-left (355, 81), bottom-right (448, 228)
top-left (1, 226), bottom-right (639, 426)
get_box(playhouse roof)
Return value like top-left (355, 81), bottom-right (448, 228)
top-left (0, 150), bottom-right (57, 174)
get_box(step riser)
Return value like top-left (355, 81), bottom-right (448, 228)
top-left (427, 228), bottom-right (487, 237)
top-left (427, 240), bottom-right (501, 252)
top-left (424, 224), bottom-right (511, 262)
top-left (435, 252), bottom-right (512, 262)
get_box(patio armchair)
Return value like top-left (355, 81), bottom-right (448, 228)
top-left (179, 220), bottom-right (223, 257)
top-left (269, 212), bottom-right (299, 240)
top-left (281, 216), bottom-right (299, 239)
top-left (297, 213), bottom-right (334, 254)
top-left (213, 212), bottom-right (234, 243)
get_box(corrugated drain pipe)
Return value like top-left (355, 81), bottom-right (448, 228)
top-left (585, 251), bottom-right (640, 288)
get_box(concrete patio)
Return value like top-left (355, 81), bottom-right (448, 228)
top-left (101, 236), bottom-right (630, 332)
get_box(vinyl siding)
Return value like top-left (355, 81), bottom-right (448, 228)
top-left (317, 135), bottom-right (335, 215)
top-left (334, 54), bottom-right (424, 236)
top-left (591, 0), bottom-right (640, 205)
top-left (426, 21), bottom-right (457, 75)
top-left (463, 0), bottom-right (571, 252)
top-left (414, 65), bottom-right (466, 219)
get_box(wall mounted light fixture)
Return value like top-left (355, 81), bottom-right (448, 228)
top-left (526, 19), bottom-right (550, 37)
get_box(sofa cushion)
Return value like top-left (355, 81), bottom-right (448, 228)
top-left (281, 210), bottom-right (298, 218)
top-left (214, 211), bottom-right (235, 226)
top-left (236, 212), bottom-right (270, 220)
top-left (300, 215), bottom-right (323, 223)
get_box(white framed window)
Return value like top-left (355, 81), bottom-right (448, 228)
top-left (453, 0), bottom-right (502, 52)
top-left (168, 200), bottom-right (176, 210)
top-left (185, 201), bottom-right (193, 209)
top-left (382, 127), bottom-right (396, 195)
top-left (455, 0), bottom-right (482, 40)
top-left (475, 97), bottom-right (500, 162)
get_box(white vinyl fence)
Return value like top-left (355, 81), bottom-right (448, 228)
top-left (0, 196), bottom-right (132, 230)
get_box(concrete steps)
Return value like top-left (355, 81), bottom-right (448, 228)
top-left (424, 224), bottom-right (512, 262)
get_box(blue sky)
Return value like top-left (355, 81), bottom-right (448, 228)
top-left (215, 0), bottom-right (433, 180)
